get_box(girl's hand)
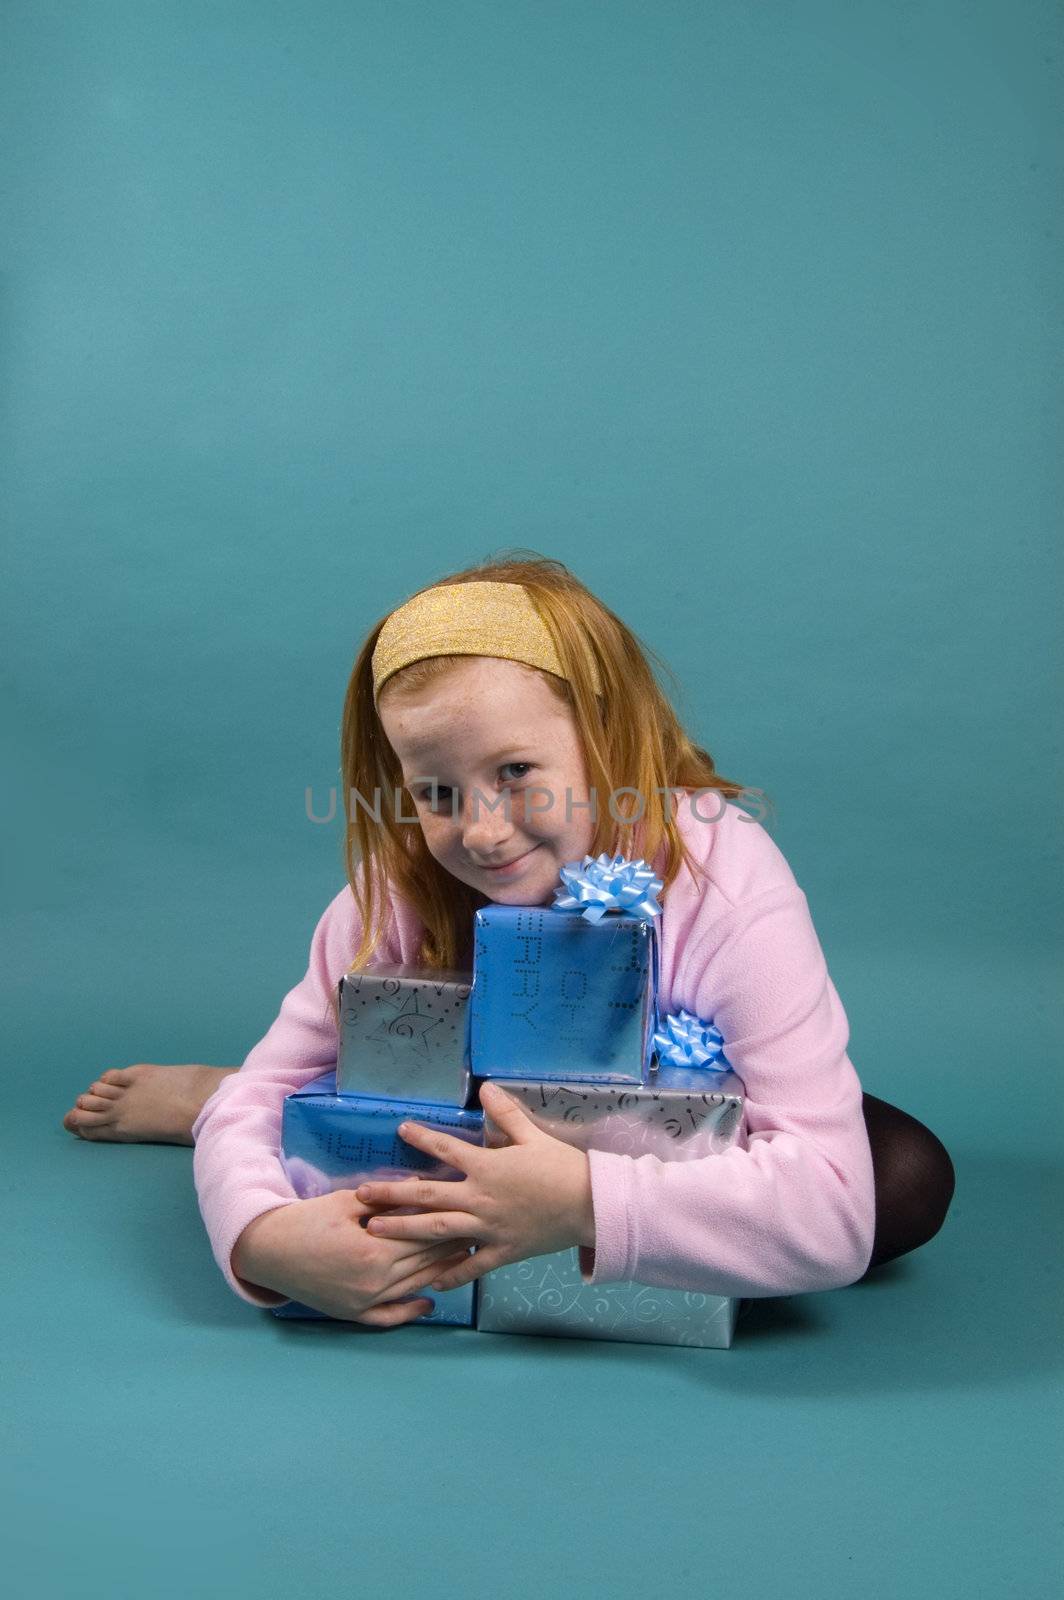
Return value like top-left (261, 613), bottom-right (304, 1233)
top-left (353, 1082), bottom-right (595, 1291)
top-left (231, 1191), bottom-right (478, 1328)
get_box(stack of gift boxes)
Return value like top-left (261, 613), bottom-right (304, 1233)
top-left (270, 855), bottom-right (747, 1349)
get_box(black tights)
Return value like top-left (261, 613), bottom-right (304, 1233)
top-left (857, 1092), bottom-right (956, 1276)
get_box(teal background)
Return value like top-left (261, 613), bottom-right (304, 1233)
top-left (4, 1), bottom-right (1061, 1596)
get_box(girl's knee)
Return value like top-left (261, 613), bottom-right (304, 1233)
top-left (863, 1102), bottom-right (957, 1268)
top-left (906, 1120), bottom-right (956, 1242)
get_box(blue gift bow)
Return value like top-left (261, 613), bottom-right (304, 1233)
top-left (549, 855), bottom-right (727, 1075)
top-left (551, 852), bottom-right (664, 924)
top-left (651, 1007), bottom-right (729, 1073)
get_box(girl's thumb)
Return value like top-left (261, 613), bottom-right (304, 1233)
top-left (479, 1081), bottom-right (536, 1139)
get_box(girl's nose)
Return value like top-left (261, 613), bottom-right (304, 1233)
top-left (460, 790), bottom-right (515, 853)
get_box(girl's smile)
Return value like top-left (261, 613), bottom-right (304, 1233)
top-left (474, 842), bottom-right (543, 877)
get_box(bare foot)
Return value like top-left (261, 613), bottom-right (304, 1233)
top-left (62, 1064), bottom-right (239, 1146)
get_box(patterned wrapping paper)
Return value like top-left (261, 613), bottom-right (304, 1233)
top-left (475, 1062), bottom-right (747, 1349)
top-left (269, 1070), bottom-right (483, 1328)
top-left (336, 962), bottom-right (475, 1109)
top-left (469, 905), bottom-right (659, 1084)
top-left (481, 1064), bottom-right (746, 1160)
top-left (476, 1261), bottom-right (739, 1349)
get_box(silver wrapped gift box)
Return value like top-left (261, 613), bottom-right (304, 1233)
top-left (476, 1063), bottom-right (746, 1349)
top-left (477, 1260), bottom-right (740, 1349)
top-left (336, 962), bottom-right (474, 1108)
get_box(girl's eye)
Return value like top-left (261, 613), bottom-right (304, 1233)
top-left (412, 763), bottom-right (533, 807)
top-left (415, 786), bottom-right (452, 807)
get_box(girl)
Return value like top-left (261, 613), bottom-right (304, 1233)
top-left (63, 554), bottom-right (955, 1328)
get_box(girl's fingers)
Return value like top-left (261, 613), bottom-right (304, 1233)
top-left (367, 1209), bottom-right (482, 1243)
top-left (476, 1082), bottom-right (538, 1143)
top-left (405, 1241), bottom-right (475, 1277)
top-left (430, 1246), bottom-right (501, 1293)
top-left (356, 1175), bottom-right (460, 1210)
top-left (395, 1119), bottom-right (482, 1174)
top-left (353, 1244), bottom-right (483, 1326)
top-left (387, 1234), bottom-right (477, 1270)
top-left (354, 1296), bottom-right (435, 1328)
top-left (357, 1250), bottom-right (475, 1325)
top-left (389, 1229), bottom-right (478, 1257)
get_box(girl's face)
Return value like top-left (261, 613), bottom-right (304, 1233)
top-left (378, 656), bottom-right (598, 906)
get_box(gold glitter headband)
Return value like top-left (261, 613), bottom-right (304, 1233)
top-left (371, 580), bottom-right (603, 705)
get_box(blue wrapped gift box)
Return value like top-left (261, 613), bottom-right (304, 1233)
top-left (469, 905), bottom-right (659, 1084)
top-left (269, 1070), bottom-right (483, 1328)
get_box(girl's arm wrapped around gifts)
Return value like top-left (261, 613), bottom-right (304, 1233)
top-left (191, 886), bottom-right (398, 1308)
top-left (580, 881), bottom-right (876, 1299)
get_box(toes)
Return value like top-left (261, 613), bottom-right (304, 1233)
top-left (77, 1092), bottom-right (114, 1113)
top-left (65, 1106), bottom-right (113, 1140)
top-left (89, 1081), bottom-right (123, 1100)
top-left (101, 1068), bottom-right (136, 1085)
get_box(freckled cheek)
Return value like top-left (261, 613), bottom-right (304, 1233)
top-left (511, 789), bottom-right (557, 833)
top-left (523, 783), bottom-right (565, 832)
top-left (418, 816), bottom-right (455, 859)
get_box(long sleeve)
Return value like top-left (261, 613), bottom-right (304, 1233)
top-left (191, 884), bottom-right (388, 1308)
top-left (580, 857), bottom-right (877, 1298)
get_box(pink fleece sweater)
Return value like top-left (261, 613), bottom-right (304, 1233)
top-left (191, 796), bottom-right (877, 1307)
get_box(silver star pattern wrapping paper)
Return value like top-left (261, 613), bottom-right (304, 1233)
top-left (477, 1261), bottom-right (739, 1349)
top-left (336, 962), bottom-right (475, 1108)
